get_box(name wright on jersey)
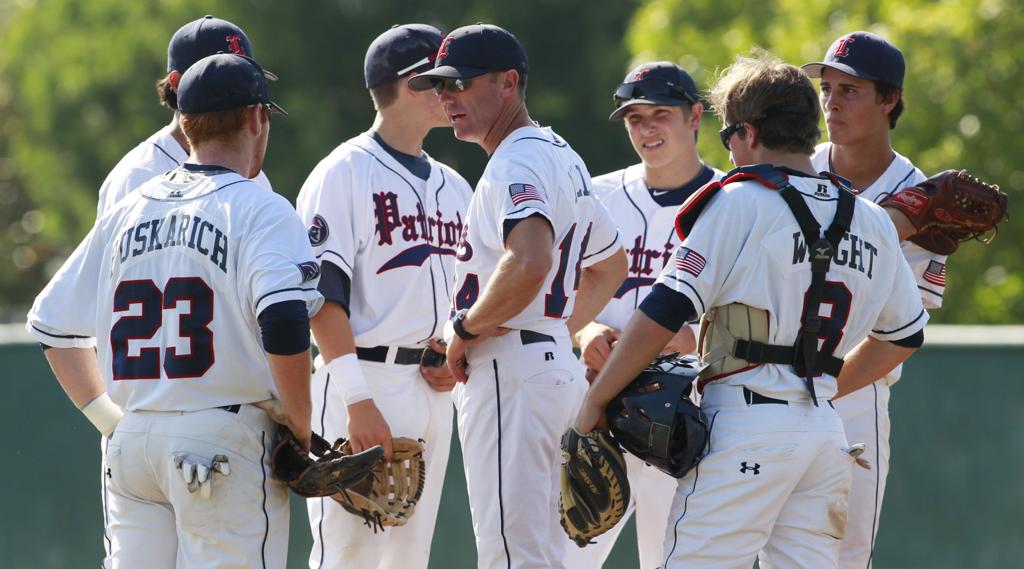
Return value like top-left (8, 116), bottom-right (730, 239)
top-left (792, 231), bottom-right (878, 278)
top-left (115, 213), bottom-right (229, 273)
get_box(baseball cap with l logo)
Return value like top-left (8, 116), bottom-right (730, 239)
top-left (609, 61), bottom-right (700, 121)
top-left (407, 23), bottom-right (528, 91)
top-left (168, 15), bottom-right (277, 81)
top-left (802, 31), bottom-right (905, 89)
top-left (364, 24), bottom-right (445, 88)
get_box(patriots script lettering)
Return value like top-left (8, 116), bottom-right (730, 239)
top-left (373, 191), bottom-right (464, 248)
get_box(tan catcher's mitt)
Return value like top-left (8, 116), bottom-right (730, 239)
top-left (881, 169), bottom-right (1009, 255)
top-left (336, 437), bottom-right (426, 532)
top-left (270, 426), bottom-right (384, 498)
top-left (559, 427), bottom-right (630, 548)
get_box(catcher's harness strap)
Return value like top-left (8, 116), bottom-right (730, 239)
top-left (719, 166), bottom-right (855, 405)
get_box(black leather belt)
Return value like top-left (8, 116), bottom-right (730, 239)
top-left (742, 387), bottom-right (833, 408)
top-left (520, 330), bottom-right (555, 345)
top-left (356, 346), bottom-right (422, 365)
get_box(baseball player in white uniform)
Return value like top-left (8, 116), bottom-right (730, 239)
top-left (567, 61), bottom-right (724, 569)
top-left (96, 15), bottom-right (271, 218)
top-left (574, 51), bottom-right (928, 569)
top-left (803, 32), bottom-right (945, 569)
top-left (294, 24), bottom-right (472, 569)
top-left (27, 54), bottom-right (320, 569)
top-left (408, 23), bottom-right (627, 569)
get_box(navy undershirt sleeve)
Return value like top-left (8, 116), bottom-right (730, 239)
top-left (638, 283), bottom-right (698, 333)
top-left (258, 300), bottom-right (310, 355)
top-left (890, 328), bottom-right (924, 348)
top-left (317, 261), bottom-right (352, 315)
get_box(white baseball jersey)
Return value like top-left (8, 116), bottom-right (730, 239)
top-left (295, 131), bottom-right (472, 347)
top-left (812, 143), bottom-right (945, 308)
top-left (592, 163), bottom-right (724, 330)
top-left (96, 125), bottom-right (271, 217)
top-left (28, 165), bottom-right (323, 411)
top-left (450, 125), bottom-right (621, 334)
top-left (655, 168), bottom-right (928, 400)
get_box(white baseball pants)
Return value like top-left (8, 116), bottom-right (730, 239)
top-left (453, 331), bottom-right (588, 569)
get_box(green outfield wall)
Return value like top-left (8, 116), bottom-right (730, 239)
top-left (2, 327), bottom-right (1021, 568)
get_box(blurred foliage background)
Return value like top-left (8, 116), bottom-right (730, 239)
top-left (0, 0), bottom-right (1019, 322)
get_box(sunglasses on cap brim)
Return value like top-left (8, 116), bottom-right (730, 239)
top-left (613, 79), bottom-right (696, 107)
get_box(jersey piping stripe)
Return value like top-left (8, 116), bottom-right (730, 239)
top-left (315, 371), bottom-right (331, 568)
top-left (315, 249), bottom-right (353, 274)
top-left (142, 177), bottom-right (250, 202)
top-left (30, 324), bottom-right (90, 339)
top-left (580, 231), bottom-right (621, 261)
top-left (871, 308), bottom-right (926, 335)
top-left (664, 410), bottom-right (715, 566)
top-left (346, 141), bottom-right (440, 344)
top-left (493, 359), bottom-right (513, 569)
top-left (867, 383), bottom-right (881, 569)
top-left (659, 275), bottom-right (706, 314)
top-left (259, 429), bottom-right (269, 569)
top-left (150, 141), bottom-right (182, 166)
top-left (435, 171), bottom-right (453, 303)
top-left (621, 169), bottom-right (649, 310)
top-left (254, 287), bottom-right (317, 310)
top-left (509, 135), bottom-right (568, 148)
top-left (506, 205), bottom-right (552, 220)
top-left (917, 285), bottom-right (944, 299)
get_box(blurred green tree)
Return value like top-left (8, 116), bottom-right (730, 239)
top-left (628, 0), bottom-right (1022, 322)
top-left (0, 0), bottom-right (640, 314)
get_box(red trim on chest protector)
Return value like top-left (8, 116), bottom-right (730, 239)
top-left (673, 169), bottom-right (790, 241)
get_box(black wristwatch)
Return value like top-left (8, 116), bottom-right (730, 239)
top-left (452, 309), bottom-right (479, 341)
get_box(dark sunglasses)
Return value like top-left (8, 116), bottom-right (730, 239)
top-left (719, 122), bottom-right (746, 151)
top-left (432, 77), bottom-right (472, 95)
top-left (718, 106), bottom-right (813, 150)
top-left (613, 79), bottom-right (696, 107)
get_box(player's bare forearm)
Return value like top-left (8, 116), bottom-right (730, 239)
top-left (462, 217), bottom-right (554, 334)
top-left (267, 350), bottom-right (313, 442)
top-left (585, 311), bottom-right (674, 408)
top-left (44, 347), bottom-right (105, 408)
top-left (835, 336), bottom-right (917, 398)
top-left (310, 301), bottom-right (357, 361)
top-left (567, 249), bottom-right (627, 337)
top-left (885, 207), bottom-right (918, 241)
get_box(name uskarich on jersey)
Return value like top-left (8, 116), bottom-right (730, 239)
top-left (114, 213), bottom-right (230, 273)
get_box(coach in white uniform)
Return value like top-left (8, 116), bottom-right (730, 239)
top-left (96, 15), bottom-right (271, 218)
top-left (28, 53), bottom-right (320, 569)
top-left (803, 32), bottom-right (945, 569)
top-left (575, 51), bottom-right (928, 568)
top-left (295, 24), bottom-right (472, 569)
top-left (567, 61), bottom-right (724, 569)
top-left (409, 23), bottom-right (627, 569)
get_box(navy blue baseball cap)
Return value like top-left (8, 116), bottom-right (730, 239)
top-left (407, 24), bottom-right (528, 91)
top-left (802, 31), bottom-right (904, 89)
top-left (177, 53), bottom-right (286, 115)
top-left (609, 61), bottom-right (700, 120)
top-left (364, 24), bottom-right (445, 88)
top-left (168, 15), bottom-right (277, 80)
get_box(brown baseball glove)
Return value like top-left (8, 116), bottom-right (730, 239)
top-left (559, 427), bottom-right (630, 548)
top-left (270, 426), bottom-right (384, 498)
top-left (881, 169), bottom-right (1009, 255)
top-left (335, 437), bottom-right (426, 532)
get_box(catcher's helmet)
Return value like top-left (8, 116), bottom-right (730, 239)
top-left (606, 354), bottom-right (709, 478)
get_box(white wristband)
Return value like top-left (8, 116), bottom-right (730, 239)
top-left (326, 353), bottom-right (372, 406)
top-left (80, 393), bottom-right (123, 437)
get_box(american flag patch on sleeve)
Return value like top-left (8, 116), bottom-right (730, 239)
top-left (509, 183), bottom-right (543, 205)
top-left (923, 260), bottom-right (946, 287)
top-left (676, 247), bottom-right (706, 277)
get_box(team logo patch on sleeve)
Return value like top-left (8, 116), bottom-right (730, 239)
top-left (308, 214), bottom-right (329, 246)
top-left (509, 183), bottom-right (543, 205)
top-left (296, 261), bottom-right (321, 283)
top-left (676, 247), bottom-right (706, 277)
top-left (923, 260), bottom-right (946, 287)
